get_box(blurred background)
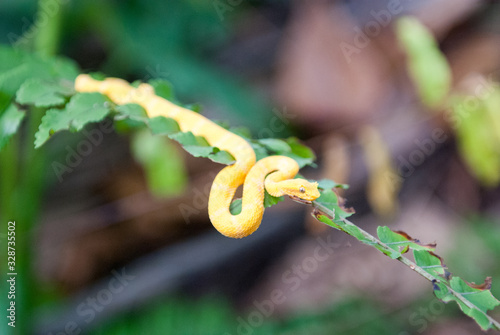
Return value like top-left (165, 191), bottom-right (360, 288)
top-left (1, 0), bottom-right (500, 334)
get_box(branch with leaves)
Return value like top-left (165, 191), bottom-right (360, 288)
top-left (312, 183), bottom-right (500, 331)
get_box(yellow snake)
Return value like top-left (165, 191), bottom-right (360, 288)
top-left (74, 75), bottom-right (320, 238)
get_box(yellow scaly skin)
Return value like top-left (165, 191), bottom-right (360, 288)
top-left (74, 75), bottom-right (320, 238)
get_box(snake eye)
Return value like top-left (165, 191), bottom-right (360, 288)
top-left (299, 186), bottom-right (305, 193)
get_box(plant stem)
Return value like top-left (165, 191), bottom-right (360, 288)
top-left (34, 0), bottom-right (63, 56)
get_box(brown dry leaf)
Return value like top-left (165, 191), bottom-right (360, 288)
top-left (359, 125), bottom-right (401, 218)
top-left (466, 276), bottom-right (493, 291)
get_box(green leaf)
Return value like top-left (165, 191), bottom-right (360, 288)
top-left (115, 103), bottom-right (148, 121)
top-left (314, 212), bottom-right (363, 239)
top-left (0, 46), bottom-right (25, 74)
top-left (230, 190), bottom-right (282, 215)
top-left (377, 226), bottom-right (436, 259)
top-left (113, 103), bottom-right (149, 132)
top-left (317, 179), bottom-right (349, 191)
top-left (258, 138), bottom-right (291, 153)
top-left (148, 116), bottom-right (181, 135)
top-left (0, 62), bottom-right (36, 97)
top-left (0, 104), bottom-right (25, 150)
top-left (313, 188), bottom-right (355, 223)
top-left (16, 78), bottom-right (75, 107)
top-left (0, 47), bottom-right (78, 151)
top-left (229, 199), bottom-right (242, 215)
top-left (264, 190), bottom-right (283, 208)
top-left (131, 130), bottom-right (187, 197)
top-left (89, 72), bottom-right (107, 81)
top-left (168, 131), bottom-right (235, 165)
top-left (396, 16), bottom-right (451, 109)
top-left (413, 249), bottom-right (446, 277)
top-left (149, 79), bottom-right (176, 101)
top-left (251, 137), bottom-right (316, 168)
top-left (435, 277), bottom-right (500, 331)
top-left (284, 137), bottom-right (316, 168)
top-left (0, 46), bottom-right (78, 97)
top-left (34, 93), bottom-right (112, 148)
top-left (229, 126), bottom-right (252, 139)
top-left (184, 103), bottom-right (202, 113)
top-left (453, 89), bottom-right (500, 186)
top-left (313, 212), bottom-right (398, 258)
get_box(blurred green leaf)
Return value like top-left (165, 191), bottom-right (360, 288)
top-left (0, 104), bottom-right (25, 150)
top-left (168, 131), bottom-right (235, 165)
top-left (377, 226), bottom-right (436, 259)
top-left (229, 190), bottom-right (283, 215)
top-left (149, 78), bottom-right (176, 101)
top-left (284, 137), bottom-right (316, 168)
top-left (434, 277), bottom-right (500, 331)
top-left (264, 190), bottom-right (283, 208)
top-left (148, 116), bottom-right (181, 135)
top-left (229, 198), bottom-right (242, 215)
top-left (453, 88), bottom-right (500, 186)
top-left (16, 78), bottom-right (74, 107)
top-left (317, 178), bottom-right (349, 191)
top-left (0, 45), bottom-right (79, 151)
top-left (313, 188), bottom-right (355, 223)
top-left (34, 93), bottom-right (111, 148)
top-left (396, 16), bottom-right (451, 109)
top-left (314, 212), bottom-right (367, 244)
top-left (89, 72), bottom-right (107, 81)
top-left (258, 138), bottom-right (291, 153)
top-left (115, 103), bottom-right (148, 121)
top-left (131, 130), bottom-right (187, 197)
top-left (413, 249), bottom-right (446, 277)
top-left (251, 137), bottom-right (316, 168)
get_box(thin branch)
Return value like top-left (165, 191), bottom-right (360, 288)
top-left (312, 201), bottom-right (500, 330)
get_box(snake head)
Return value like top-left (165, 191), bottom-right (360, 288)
top-left (282, 179), bottom-right (320, 203)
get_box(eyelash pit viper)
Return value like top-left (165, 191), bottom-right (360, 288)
top-left (74, 74), bottom-right (320, 238)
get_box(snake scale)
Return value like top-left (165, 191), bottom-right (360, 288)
top-left (75, 75), bottom-right (320, 238)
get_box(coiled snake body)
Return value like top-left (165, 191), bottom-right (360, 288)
top-left (75, 75), bottom-right (320, 238)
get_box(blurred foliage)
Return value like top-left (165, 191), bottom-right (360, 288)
top-left (0, 1), bottom-right (289, 334)
top-left (452, 85), bottom-right (500, 186)
top-left (397, 16), bottom-right (500, 187)
top-left (396, 16), bottom-right (452, 109)
top-left (90, 295), bottom-right (408, 335)
top-left (131, 129), bottom-right (188, 197)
